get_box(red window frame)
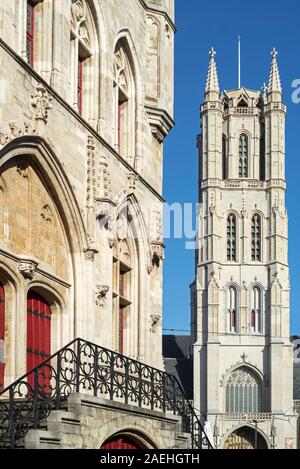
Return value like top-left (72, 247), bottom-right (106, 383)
top-left (26, 0), bottom-right (35, 66)
top-left (118, 101), bottom-right (122, 153)
top-left (119, 306), bottom-right (124, 354)
top-left (27, 291), bottom-right (51, 392)
top-left (77, 57), bottom-right (84, 115)
top-left (0, 282), bottom-right (5, 391)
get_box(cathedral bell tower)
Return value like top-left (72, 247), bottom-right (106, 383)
top-left (191, 47), bottom-right (296, 449)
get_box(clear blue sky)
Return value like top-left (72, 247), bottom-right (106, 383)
top-left (163, 0), bottom-right (300, 336)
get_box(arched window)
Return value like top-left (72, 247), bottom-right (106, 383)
top-left (227, 214), bottom-right (236, 262)
top-left (239, 134), bottom-right (249, 178)
top-left (112, 237), bottom-right (132, 355)
top-left (0, 282), bottom-right (5, 391)
top-left (113, 41), bottom-right (136, 160)
top-left (251, 286), bottom-right (262, 333)
top-left (226, 367), bottom-right (262, 413)
top-left (222, 134), bottom-right (227, 180)
top-left (251, 214), bottom-right (262, 262)
top-left (70, 0), bottom-right (93, 115)
top-left (260, 124), bottom-right (266, 181)
top-left (26, 1), bottom-right (35, 66)
top-left (228, 286), bottom-right (237, 333)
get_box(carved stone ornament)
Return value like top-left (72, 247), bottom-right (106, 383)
top-left (31, 83), bottom-right (53, 123)
top-left (96, 199), bottom-right (116, 232)
top-left (18, 258), bottom-right (38, 280)
top-left (150, 314), bottom-right (161, 333)
top-left (149, 241), bottom-right (165, 272)
top-left (84, 233), bottom-right (98, 261)
top-left (0, 120), bottom-right (36, 148)
top-left (127, 171), bottom-right (139, 191)
top-left (95, 285), bottom-right (110, 307)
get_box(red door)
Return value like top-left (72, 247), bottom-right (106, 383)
top-left (26, 291), bottom-right (51, 391)
top-left (101, 436), bottom-right (142, 450)
top-left (0, 282), bottom-right (5, 391)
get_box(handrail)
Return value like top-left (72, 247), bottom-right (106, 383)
top-left (0, 338), bottom-right (213, 449)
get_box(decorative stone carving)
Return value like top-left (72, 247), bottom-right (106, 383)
top-left (84, 233), bottom-right (98, 261)
top-left (150, 241), bottom-right (165, 269)
top-left (71, 0), bottom-right (91, 49)
top-left (84, 249), bottom-right (96, 261)
top-left (0, 120), bottom-right (36, 148)
top-left (18, 258), bottom-right (38, 280)
top-left (127, 171), bottom-right (139, 191)
top-left (150, 314), bottom-right (161, 333)
top-left (95, 285), bottom-right (109, 308)
top-left (17, 162), bottom-right (29, 179)
top-left (114, 46), bottom-right (129, 95)
top-left (145, 106), bottom-right (174, 143)
top-left (41, 205), bottom-right (52, 222)
top-left (8, 121), bottom-right (22, 138)
top-left (31, 83), bottom-right (53, 123)
top-left (87, 136), bottom-right (96, 206)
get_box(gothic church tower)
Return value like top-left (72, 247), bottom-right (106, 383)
top-left (191, 48), bottom-right (296, 449)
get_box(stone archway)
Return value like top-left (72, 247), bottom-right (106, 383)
top-left (224, 427), bottom-right (268, 450)
top-left (100, 430), bottom-right (154, 450)
top-left (101, 435), bottom-right (146, 450)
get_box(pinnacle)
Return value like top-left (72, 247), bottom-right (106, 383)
top-left (268, 48), bottom-right (282, 94)
top-left (205, 47), bottom-right (220, 94)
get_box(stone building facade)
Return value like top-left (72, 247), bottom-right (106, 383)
top-left (0, 0), bottom-right (184, 449)
top-left (191, 48), bottom-right (297, 449)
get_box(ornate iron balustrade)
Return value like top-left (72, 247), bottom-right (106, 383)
top-left (0, 338), bottom-right (213, 449)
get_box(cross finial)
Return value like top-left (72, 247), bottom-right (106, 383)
top-left (209, 47), bottom-right (216, 59)
top-left (271, 47), bottom-right (278, 59)
top-left (261, 82), bottom-right (268, 95)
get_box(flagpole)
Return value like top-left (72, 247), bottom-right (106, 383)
top-left (238, 36), bottom-right (241, 89)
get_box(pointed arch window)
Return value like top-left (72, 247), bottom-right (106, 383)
top-left (222, 134), bottom-right (227, 180)
top-left (251, 214), bottom-right (262, 262)
top-left (112, 236), bottom-right (132, 355)
top-left (251, 286), bottom-right (262, 334)
top-left (225, 367), bottom-right (263, 413)
top-left (113, 41), bottom-right (136, 160)
top-left (228, 286), bottom-right (237, 333)
top-left (227, 214), bottom-right (236, 262)
top-left (70, 0), bottom-right (93, 116)
top-left (260, 124), bottom-right (266, 181)
top-left (239, 134), bottom-right (249, 178)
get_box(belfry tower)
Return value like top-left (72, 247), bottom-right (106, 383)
top-left (191, 48), bottom-right (296, 449)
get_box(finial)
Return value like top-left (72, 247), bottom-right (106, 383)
top-left (209, 47), bottom-right (216, 59)
top-left (268, 47), bottom-right (282, 95)
top-left (205, 47), bottom-right (220, 95)
top-left (271, 47), bottom-right (278, 59)
top-left (261, 82), bottom-right (268, 97)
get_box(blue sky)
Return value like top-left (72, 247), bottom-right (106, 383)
top-left (163, 0), bottom-right (300, 335)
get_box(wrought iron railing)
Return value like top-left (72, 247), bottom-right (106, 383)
top-left (0, 338), bottom-right (213, 449)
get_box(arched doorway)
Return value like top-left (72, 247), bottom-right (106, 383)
top-left (0, 282), bottom-right (5, 391)
top-left (101, 435), bottom-right (146, 450)
top-left (224, 427), bottom-right (268, 449)
top-left (26, 290), bottom-right (51, 389)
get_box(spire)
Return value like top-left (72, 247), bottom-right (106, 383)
top-left (268, 48), bottom-right (282, 94)
top-left (205, 47), bottom-right (220, 96)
